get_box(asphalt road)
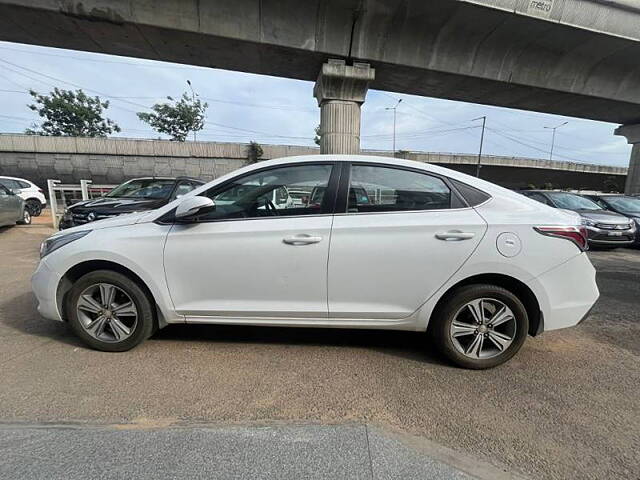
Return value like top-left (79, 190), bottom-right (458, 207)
top-left (0, 223), bottom-right (638, 479)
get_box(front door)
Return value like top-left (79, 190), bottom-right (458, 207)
top-left (164, 163), bottom-right (338, 320)
top-left (328, 163), bottom-right (487, 320)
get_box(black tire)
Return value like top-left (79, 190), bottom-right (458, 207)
top-left (429, 284), bottom-right (529, 369)
top-left (17, 208), bottom-right (31, 225)
top-left (25, 199), bottom-right (42, 216)
top-left (66, 270), bottom-right (154, 352)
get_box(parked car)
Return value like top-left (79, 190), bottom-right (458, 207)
top-left (59, 177), bottom-right (205, 230)
top-left (581, 193), bottom-right (640, 246)
top-left (0, 184), bottom-right (31, 227)
top-left (520, 190), bottom-right (636, 248)
top-left (0, 176), bottom-right (46, 216)
top-left (32, 155), bottom-right (599, 369)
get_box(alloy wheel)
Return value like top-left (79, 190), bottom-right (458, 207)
top-left (449, 298), bottom-right (516, 359)
top-left (76, 283), bottom-right (138, 343)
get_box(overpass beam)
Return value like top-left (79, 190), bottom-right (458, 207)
top-left (615, 124), bottom-right (640, 194)
top-left (313, 60), bottom-right (375, 154)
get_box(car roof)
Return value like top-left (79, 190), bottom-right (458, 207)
top-left (127, 176), bottom-right (203, 183)
top-left (0, 175), bottom-right (33, 183)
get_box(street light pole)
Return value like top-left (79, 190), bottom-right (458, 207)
top-left (187, 79), bottom-right (197, 142)
top-left (544, 121), bottom-right (568, 161)
top-left (472, 116), bottom-right (486, 177)
top-left (385, 98), bottom-right (402, 156)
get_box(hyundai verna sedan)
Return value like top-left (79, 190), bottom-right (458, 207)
top-left (32, 156), bottom-right (599, 369)
top-left (520, 190), bottom-right (636, 248)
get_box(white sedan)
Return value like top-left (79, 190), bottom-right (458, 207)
top-left (32, 155), bottom-right (599, 369)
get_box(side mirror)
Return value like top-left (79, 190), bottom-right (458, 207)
top-left (175, 196), bottom-right (215, 220)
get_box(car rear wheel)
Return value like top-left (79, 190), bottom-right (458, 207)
top-left (430, 284), bottom-right (529, 369)
top-left (25, 199), bottom-right (42, 216)
top-left (67, 270), bottom-right (154, 352)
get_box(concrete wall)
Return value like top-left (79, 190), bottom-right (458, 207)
top-left (0, 135), bottom-right (628, 193)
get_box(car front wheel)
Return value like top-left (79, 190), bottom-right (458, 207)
top-left (67, 270), bottom-right (154, 352)
top-left (430, 284), bottom-right (529, 369)
top-left (18, 209), bottom-right (31, 225)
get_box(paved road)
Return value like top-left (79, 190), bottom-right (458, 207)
top-left (0, 224), bottom-right (638, 479)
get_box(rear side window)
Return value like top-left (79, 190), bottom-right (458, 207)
top-left (347, 165), bottom-right (452, 213)
top-left (449, 179), bottom-right (491, 206)
top-left (17, 180), bottom-right (30, 189)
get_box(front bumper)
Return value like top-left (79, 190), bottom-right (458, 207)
top-left (584, 225), bottom-right (636, 246)
top-left (31, 259), bottom-right (63, 322)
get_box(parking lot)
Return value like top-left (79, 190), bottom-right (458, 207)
top-left (1, 221), bottom-right (639, 480)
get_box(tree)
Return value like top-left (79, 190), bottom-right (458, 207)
top-left (137, 93), bottom-right (208, 142)
top-left (314, 125), bottom-right (321, 146)
top-left (247, 141), bottom-right (264, 164)
top-left (26, 88), bottom-right (120, 137)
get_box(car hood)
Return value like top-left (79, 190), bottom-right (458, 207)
top-left (68, 196), bottom-right (164, 213)
top-left (60, 210), bottom-right (153, 234)
top-left (572, 209), bottom-right (632, 224)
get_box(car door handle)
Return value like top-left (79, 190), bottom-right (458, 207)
top-left (435, 231), bottom-right (475, 241)
top-left (282, 234), bottom-right (323, 245)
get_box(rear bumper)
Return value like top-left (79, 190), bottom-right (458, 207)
top-left (527, 253), bottom-right (599, 331)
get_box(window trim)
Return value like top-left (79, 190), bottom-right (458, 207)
top-left (158, 161), bottom-right (341, 225)
top-left (335, 161), bottom-right (469, 216)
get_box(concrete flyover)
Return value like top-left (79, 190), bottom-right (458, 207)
top-left (0, 135), bottom-right (627, 192)
top-left (0, 0), bottom-right (639, 190)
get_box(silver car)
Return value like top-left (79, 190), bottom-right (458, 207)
top-left (0, 184), bottom-right (31, 227)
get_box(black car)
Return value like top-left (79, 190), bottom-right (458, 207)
top-left (59, 177), bottom-right (204, 230)
top-left (520, 190), bottom-right (637, 247)
top-left (581, 194), bottom-right (640, 246)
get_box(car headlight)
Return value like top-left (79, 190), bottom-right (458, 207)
top-left (580, 218), bottom-right (597, 227)
top-left (40, 230), bottom-right (91, 259)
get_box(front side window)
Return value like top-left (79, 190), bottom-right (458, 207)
top-left (0, 179), bottom-right (19, 190)
top-left (199, 164), bottom-right (333, 221)
top-left (347, 165), bottom-right (452, 213)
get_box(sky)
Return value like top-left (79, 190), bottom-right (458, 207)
top-left (0, 40), bottom-right (632, 168)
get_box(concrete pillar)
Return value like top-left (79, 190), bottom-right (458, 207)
top-left (313, 59), bottom-right (375, 154)
top-left (614, 124), bottom-right (640, 194)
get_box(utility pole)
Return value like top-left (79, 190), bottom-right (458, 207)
top-left (544, 121), bottom-right (568, 161)
top-left (472, 116), bottom-right (486, 177)
top-left (385, 98), bottom-right (402, 156)
top-left (187, 79), bottom-right (197, 142)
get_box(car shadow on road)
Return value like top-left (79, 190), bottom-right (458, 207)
top-left (2, 291), bottom-right (447, 365)
top-left (0, 291), bottom-right (84, 348)
top-left (152, 323), bottom-right (449, 365)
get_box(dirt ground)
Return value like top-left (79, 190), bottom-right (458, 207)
top-left (1, 221), bottom-right (638, 479)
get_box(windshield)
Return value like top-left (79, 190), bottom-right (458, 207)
top-left (603, 196), bottom-right (640, 214)
top-left (107, 179), bottom-right (175, 199)
top-left (549, 192), bottom-right (602, 210)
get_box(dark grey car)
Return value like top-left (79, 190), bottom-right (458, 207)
top-left (0, 184), bottom-right (30, 227)
top-left (520, 190), bottom-right (636, 247)
top-left (581, 194), bottom-right (640, 246)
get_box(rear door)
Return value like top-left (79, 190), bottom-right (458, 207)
top-left (327, 163), bottom-right (487, 320)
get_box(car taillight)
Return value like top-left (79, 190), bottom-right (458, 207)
top-left (534, 226), bottom-right (588, 251)
top-left (38, 188), bottom-right (43, 193)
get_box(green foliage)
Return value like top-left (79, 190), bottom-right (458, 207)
top-left (543, 182), bottom-right (554, 190)
top-left (137, 93), bottom-right (208, 142)
top-left (247, 141), bottom-right (264, 164)
top-left (26, 88), bottom-right (120, 137)
top-left (314, 125), bottom-right (321, 146)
